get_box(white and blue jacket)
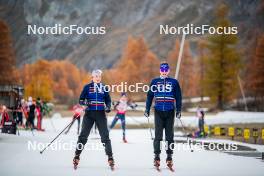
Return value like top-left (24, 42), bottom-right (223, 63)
top-left (79, 82), bottom-right (111, 111)
top-left (145, 76), bottom-right (182, 112)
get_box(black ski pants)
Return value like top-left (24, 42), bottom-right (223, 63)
top-left (154, 109), bottom-right (175, 155)
top-left (75, 110), bottom-right (113, 156)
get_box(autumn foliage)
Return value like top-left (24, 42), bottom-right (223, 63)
top-left (20, 60), bottom-right (90, 103)
top-left (246, 34), bottom-right (264, 97)
top-left (0, 20), bottom-right (18, 84)
top-left (104, 36), bottom-right (160, 99)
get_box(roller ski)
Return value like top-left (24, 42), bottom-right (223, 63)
top-left (108, 156), bottom-right (115, 171)
top-left (73, 155), bottom-right (80, 170)
top-left (154, 155), bottom-right (161, 172)
top-left (166, 155), bottom-right (174, 172)
top-left (123, 137), bottom-right (127, 143)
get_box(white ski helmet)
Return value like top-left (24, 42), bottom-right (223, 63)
top-left (92, 69), bottom-right (103, 77)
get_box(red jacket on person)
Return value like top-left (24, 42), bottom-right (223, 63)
top-left (1, 111), bottom-right (9, 126)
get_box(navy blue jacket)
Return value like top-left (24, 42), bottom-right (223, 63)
top-left (79, 82), bottom-right (111, 111)
top-left (145, 77), bottom-right (182, 112)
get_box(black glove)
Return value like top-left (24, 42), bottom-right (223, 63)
top-left (105, 106), bottom-right (111, 113)
top-left (130, 103), bottom-right (137, 110)
top-left (176, 111), bottom-right (181, 119)
top-left (144, 110), bottom-right (150, 117)
top-left (79, 99), bottom-right (90, 106)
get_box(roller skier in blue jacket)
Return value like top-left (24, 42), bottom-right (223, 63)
top-left (144, 62), bottom-right (182, 170)
top-left (73, 69), bottom-right (114, 170)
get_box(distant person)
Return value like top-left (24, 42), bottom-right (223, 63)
top-left (21, 99), bottom-right (28, 126)
top-left (0, 105), bottom-right (9, 126)
top-left (42, 101), bottom-right (51, 117)
top-left (26, 97), bottom-right (36, 129)
top-left (36, 97), bottom-right (44, 131)
top-left (109, 93), bottom-right (137, 143)
top-left (16, 99), bottom-right (23, 126)
top-left (196, 106), bottom-right (205, 137)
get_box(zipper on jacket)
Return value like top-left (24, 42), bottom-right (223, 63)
top-left (163, 78), bottom-right (166, 111)
top-left (95, 83), bottom-right (98, 111)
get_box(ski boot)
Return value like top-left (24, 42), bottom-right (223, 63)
top-left (166, 154), bottom-right (174, 172)
top-left (73, 155), bottom-right (80, 170)
top-left (154, 154), bottom-right (161, 171)
top-left (108, 156), bottom-right (115, 171)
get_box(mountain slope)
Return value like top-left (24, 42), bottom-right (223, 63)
top-left (0, 0), bottom-right (262, 70)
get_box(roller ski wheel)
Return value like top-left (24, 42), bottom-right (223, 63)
top-left (108, 157), bottom-right (115, 171)
top-left (154, 155), bottom-right (161, 171)
top-left (123, 137), bottom-right (128, 143)
top-left (166, 156), bottom-right (174, 172)
top-left (73, 155), bottom-right (80, 170)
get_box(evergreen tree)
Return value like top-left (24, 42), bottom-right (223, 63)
top-left (204, 3), bottom-right (241, 109)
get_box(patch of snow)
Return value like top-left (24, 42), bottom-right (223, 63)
top-left (51, 113), bottom-right (62, 119)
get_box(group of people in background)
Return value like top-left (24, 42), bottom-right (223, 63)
top-left (0, 97), bottom-right (51, 131)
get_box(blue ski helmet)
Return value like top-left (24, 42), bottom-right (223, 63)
top-left (121, 92), bottom-right (127, 97)
top-left (160, 63), bottom-right (170, 72)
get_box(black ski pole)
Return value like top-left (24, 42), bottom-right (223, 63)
top-left (31, 127), bottom-right (34, 136)
top-left (178, 118), bottom-right (194, 152)
top-left (40, 117), bottom-right (77, 154)
top-left (147, 117), bottom-right (154, 140)
top-left (16, 124), bottom-right (20, 136)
